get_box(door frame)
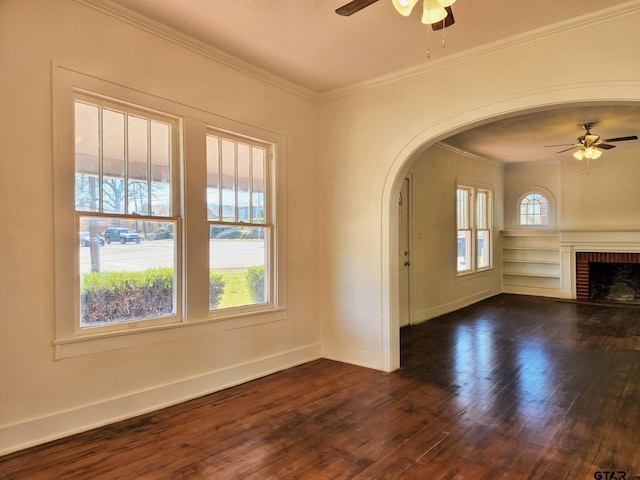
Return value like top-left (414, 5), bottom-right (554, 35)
top-left (398, 175), bottom-right (414, 328)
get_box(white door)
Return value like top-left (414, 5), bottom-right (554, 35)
top-left (398, 177), bottom-right (411, 328)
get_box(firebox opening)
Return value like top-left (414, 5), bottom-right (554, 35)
top-left (589, 262), bottom-right (640, 304)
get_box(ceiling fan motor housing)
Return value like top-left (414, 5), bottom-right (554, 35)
top-left (579, 123), bottom-right (599, 146)
top-left (581, 134), bottom-right (600, 146)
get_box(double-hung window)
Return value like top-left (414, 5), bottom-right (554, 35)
top-left (457, 183), bottom-right (493, 274)
top-left (74, 94), bottom-right (181, 330)
top-left (206, 131), bottom-right (271, 311)
top-left (54, 67), bottom-right (285, 359)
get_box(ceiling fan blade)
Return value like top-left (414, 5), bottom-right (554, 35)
top-left (335, 0), bottom-right (379, 16)
top-left (431, 6), bottom-right (454, 30)
top-left (602, 135), bottom-right (639, 143)
top-left (596, 143), bottom-right (616, 150)
top-left (556, 145), bottom-right (580, 154)
top-left (544, 143), bottom-right (575, 148)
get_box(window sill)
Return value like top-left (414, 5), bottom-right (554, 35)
top-left (53, 307), bottom-right (288, 360)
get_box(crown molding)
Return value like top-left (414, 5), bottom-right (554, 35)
top-left (436, 142), bottom-right (504, 167)
top-left (75, 0), bottom-right (640, 104)
top-left (318, 1), bottom-right (640, 102)
top-left (74, 0), bottom-right (319, 102)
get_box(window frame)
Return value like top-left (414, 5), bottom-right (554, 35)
top-left (456, 181), bottom-right (494, 275)
top-left (52, 65), bottom-right (287, 359)
top-left (517, 189), bottom-right (555, 228)
top-left (475, 189), bottom-right (491, 270)
top-left (205, 129), bottom-right (275, 316)
top-left (456, 186), bottom-right (473, 274)
top-left (73, 93), bottom-right (183, 334)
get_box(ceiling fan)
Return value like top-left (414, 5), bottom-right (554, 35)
top-left (546, 123), bottom-right (638, 160)
top-left (335, 0), bottom-right (455, 30)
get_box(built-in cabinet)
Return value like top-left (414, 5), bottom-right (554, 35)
top-left (502, 230), bottom-right (561, 297)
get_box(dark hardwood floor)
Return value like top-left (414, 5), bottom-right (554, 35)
top-left (3, 294), bottom-right (640, 479)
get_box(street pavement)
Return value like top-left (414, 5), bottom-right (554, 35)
top-left (79, 239), bottom-right (265, 274)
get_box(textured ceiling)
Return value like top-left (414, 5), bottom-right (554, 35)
top-left (101, 0), bottom-right (640, 163)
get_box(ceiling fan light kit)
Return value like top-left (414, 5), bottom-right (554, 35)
top-left (573, 146), bottom-right (602, 161)
top-left (421, 3), bottom-right (448, 25)
top-left (391, 0), bottom-right (455, 25)
top-left (391, 0), bottom-right (419, 16)
top-left (336, 0), bottom-right (457, 57)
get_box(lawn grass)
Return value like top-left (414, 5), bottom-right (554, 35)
top-left (214, 268), bottom-right (252, 308)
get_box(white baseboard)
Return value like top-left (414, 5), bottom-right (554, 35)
top-left (412, 288), bottom-right (501, 325)
top-left (0, 343), bottom-right (321, 457)
top-left (321, 343), bottom-right (380, 370)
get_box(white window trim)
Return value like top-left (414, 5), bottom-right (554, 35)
top-left (205, 129), bottom-right (275, 317)
top-left (52, 64), bottom-right (287, 359)
top-left (72, 93), bottom-right (184, 335)
top-left (456, 180), bottom-right (494, 276)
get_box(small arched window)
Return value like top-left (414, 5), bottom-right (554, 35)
top-left (519, 193), bottom-right (549, 226)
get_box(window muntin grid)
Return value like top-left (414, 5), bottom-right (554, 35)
top-left (519, 193), bottom-right (549, 226)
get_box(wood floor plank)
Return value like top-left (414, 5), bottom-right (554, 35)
top-left (3, 294), bottom-right (640, 478)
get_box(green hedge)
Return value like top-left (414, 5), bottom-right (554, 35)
top-left (246, 265), bottom-right (265, 303)
top-left (81, 268), bottom-right (226, 324)
top-left (209, 272), bottom-right (226, 309)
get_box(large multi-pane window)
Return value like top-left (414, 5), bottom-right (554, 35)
top-left (519, 193), bottom-right (549, 226)
top-left (457, 184), bottom-right (493, 274)
top-left (206, 131), bottom-right (270, 311)
top-left (54, 69), bottom-right (284, 358)
top-left (74, 96), bottom-right (179, 329)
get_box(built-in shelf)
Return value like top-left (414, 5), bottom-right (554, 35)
top-left (504, 259), bottom-right (558, 264)
top-left (503, 272), bottom-right (559, 278)
top-left (503, 247), bottom-right (558, 251)
top-left (502, 230), bottom-right (561, 295)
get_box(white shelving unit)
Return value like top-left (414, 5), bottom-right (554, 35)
top-left (502, 230), bottom-right (561, 296)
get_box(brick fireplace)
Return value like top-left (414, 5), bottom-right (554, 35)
top-left (575, 252), bottom-right (640, 303)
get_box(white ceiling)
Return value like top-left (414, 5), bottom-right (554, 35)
top-left (443, 104), bottom-right (640, 163)
top-left (102, 0), bottom-right (640, 163)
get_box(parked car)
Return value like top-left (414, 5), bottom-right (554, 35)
top-left (103, 227), bottom-right (141, 244)
top-left (79, 231), bottom-right (106, 247)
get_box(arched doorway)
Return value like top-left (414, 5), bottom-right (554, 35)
top-left (380, 83), bottom-right (640, 372)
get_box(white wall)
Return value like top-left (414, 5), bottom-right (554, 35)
top-left (409, 145), bottom-right (504, 323)
top-left (504, 160), bottom-right (562, 229)
top-left (561, 151), bottom-right (640, 228)
top-left (505, 148), bottom-right (640, 230)
top-left (318, 6), bottom-right (640, 371)
top-left (0, 0), bottom-right (319, 454)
